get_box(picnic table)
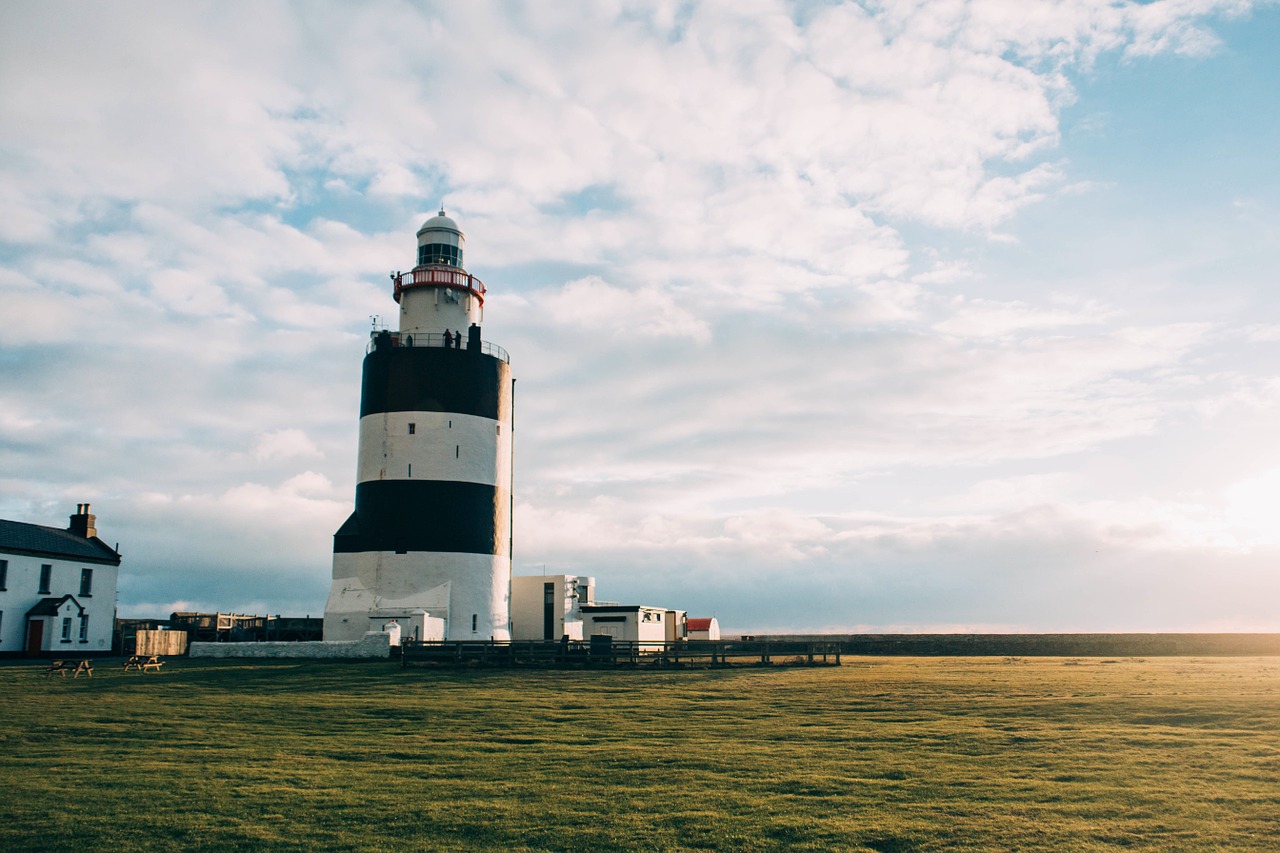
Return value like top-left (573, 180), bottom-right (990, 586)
top-left (44, 659), bottom-right (93, 678)
top-left (123, 654), bottom-right (164, 673)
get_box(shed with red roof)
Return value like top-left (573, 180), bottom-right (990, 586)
top-left (687, 617), bottom-right (720, 641)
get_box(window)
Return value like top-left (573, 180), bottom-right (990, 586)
top-left (455, 445), bottom-right (460, 458)
top-left (39, 564), bottom-right (52, 594)
top-left (79, 615), bottom-right (89, 642)
top-left (0, 610), bottom-right (4, 638)
top-left (61, 617), bottom-right (72, 642)
top-left (408, 464), bottom-right (412, 478)
top-left (80, 568), bottom-right (93, 596)
top-left (0, 559), bottom-right (7, 590)
top-left (417, 243), bottom-right (462, 267)
top-left (471, 614), bottom-right (478, 632)
top-left (408, 423), bottom-right (416, 435)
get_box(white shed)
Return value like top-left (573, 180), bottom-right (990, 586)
top-left (580, 604), bottom-right (668, 650)
top-left (687, 617), bottom-right (720, 641)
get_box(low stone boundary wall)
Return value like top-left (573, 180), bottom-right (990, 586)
top-left (189, 632), bottom-right (391, 659)
top-left (750, 633), bottom-right (1280, 657)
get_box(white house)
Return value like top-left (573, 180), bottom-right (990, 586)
top-left (0, 504), bottom-right (120, 656)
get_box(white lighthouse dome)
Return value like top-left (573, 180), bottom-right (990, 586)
top-left (417, 209), bottom-right (461, 238)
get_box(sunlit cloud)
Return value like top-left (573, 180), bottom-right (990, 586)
top-left (0, 0), bottom-right (1275, 630)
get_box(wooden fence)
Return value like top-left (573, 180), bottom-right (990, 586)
top-left (134, 629), bottom-right (188, 656)
top-left (401, 638), bottom-right (841, 669)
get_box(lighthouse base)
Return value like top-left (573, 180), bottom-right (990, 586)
top-left (323, 550), bottom-right (511, 642)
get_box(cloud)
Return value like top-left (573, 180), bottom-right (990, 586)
top-left (253, 429), bottom-right (324, 462)
top-left (933, 295), bottom-right (1115, 338)
top-left (1, 0), bottom-right (1273, 631)
top-left (526, 276), bottom-right (711, 342)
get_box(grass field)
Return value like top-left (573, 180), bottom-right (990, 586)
top-left (2, 656), bottom-right (1278, 851)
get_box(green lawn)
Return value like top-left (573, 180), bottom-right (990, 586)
top-left (2, 656), bottom-right (1278, 851)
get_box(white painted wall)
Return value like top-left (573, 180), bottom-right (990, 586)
top-left (372, 613), bottom-right (445, 643)
top-left (689, 617), bottom-right (721, 641)
top-left (582, 607), bottom-right (668, 648)
top-left (0, 553), bottom-right (116, 653)
top-left (510, 575), bottom-right (595, 641)
top-left (357, 411), bottom-right (511, 486)
top-left (399, 286), bottom-right (482, 340)
top-left (325, 551), bottom-right (510, 642)
top-left (190, 631), bottom-right (391, 659)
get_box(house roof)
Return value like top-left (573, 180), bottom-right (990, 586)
top-left (27, 595), bottom-right (84, 617)
top-left (688, 617), bottom-right (717, 631)
top-left (580, 604), bottom-right (667, 614)
top-left (0, 518), bottom-right (121, 565)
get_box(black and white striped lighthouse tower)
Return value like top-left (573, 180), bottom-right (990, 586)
top-left (324, 210), bottom-right (513, 642)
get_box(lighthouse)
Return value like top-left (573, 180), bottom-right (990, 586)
top-left (324, 210), bottom-right (514, 642)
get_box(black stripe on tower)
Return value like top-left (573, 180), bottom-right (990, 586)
top-left (361, 346), bottom-right (511, 420)
top-left (334, 481), bottom-right (511, 555)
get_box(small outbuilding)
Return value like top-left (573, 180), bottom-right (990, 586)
top-left (580, 604), bottom-right (668, 649)
top-left (511, 574), bottom-right (594, 641)
top-left (687, 617), bottom-right (720, 641)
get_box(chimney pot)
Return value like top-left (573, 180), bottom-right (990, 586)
top-left (69, 503), bottom-right (97, 539)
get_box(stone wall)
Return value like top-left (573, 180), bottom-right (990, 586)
top-left (189, 631), bottom-right (391, 659)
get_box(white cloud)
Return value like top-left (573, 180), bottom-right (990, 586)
top-left (1, 0), bottom-right (1273, 629)
top-left (253, 429), bottom-right (323, 462)
top-left (934, 295), bottom-right (1115, 338)
top-left (529, 276), bottom-right (711, 342)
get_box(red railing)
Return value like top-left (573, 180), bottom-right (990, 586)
top-left (393, 266), bottom-right (486, 305)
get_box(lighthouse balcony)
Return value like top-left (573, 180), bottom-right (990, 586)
top-left (393, 266), bottom-right (486, 305)
top-left (367, 330), bottom-right (509, 363)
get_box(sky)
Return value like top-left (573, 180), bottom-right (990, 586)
top-left (2, 0), bottom-right (1278, 634)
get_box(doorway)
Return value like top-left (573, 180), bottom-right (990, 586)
top-left (26, 619), bottom-right (44, 656)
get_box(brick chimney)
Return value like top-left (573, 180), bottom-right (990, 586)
top-left (69, 503), bottom-right (97, 539)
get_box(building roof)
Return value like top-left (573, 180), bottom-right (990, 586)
top-left (580, 604), bottom-right (667, 614)
top-left (27, 595), bottom-right (84, 617)
top-left (417, 209), bottom-right (461, 237)
top-left (0, 518), bottom-right (121, 565)
top-left (688, 617), bottom-right (717, 631)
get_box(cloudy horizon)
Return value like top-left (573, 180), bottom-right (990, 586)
top-left (3, 0), bottom-right (1278, 633)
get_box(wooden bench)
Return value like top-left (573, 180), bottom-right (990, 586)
top-left (72, 659), bottom-right (93, 678)
top-left (124, 655), bottom-right (164, 673)
top-left (44, 660), bottom-right (69, 678)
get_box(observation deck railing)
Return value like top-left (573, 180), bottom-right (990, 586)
top-left (393, 266), bottom-right (485, 304)
top-left (367, 330), bottom-right (509, 363)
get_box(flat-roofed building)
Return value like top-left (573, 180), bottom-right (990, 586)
top-left (511, 574), bottom-right (594, 641)
top-left (580, 603), bottom-right (668, 649)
